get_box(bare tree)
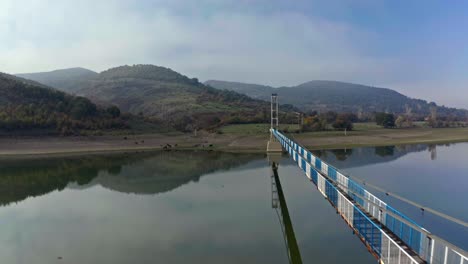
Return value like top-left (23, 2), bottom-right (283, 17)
top-left (429, 106), bottom-right (438, 127)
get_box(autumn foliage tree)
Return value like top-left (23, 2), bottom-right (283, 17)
top-left (332, 114), bottom-right (354, 131)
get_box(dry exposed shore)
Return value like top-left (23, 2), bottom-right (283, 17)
top-left (0, 133), bottom-right (269, 157)
top-left (0, 127), bottom-right (467, 157)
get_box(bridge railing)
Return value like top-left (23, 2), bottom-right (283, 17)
top-left (272, 129), bottom-right (468, 264)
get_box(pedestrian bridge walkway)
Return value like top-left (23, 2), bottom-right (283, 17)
top-left (271, 129), bottom-right (467, 264)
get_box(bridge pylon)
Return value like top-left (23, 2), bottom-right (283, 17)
top-left (267, 93), bottom-right (283, 163)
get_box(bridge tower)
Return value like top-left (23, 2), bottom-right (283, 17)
top-left (267, 93), bottom-right (283, 157)
top-left (271, 93), bottom-right (279, 129)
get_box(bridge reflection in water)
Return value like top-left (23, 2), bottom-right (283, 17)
top-left (271, 129), bottom-right (467, 264)
top-left (270, 162), bottom-right (303, 264)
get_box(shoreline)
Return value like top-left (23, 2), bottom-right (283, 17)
top-left (0, 127), bottom-right (467, 158)
top-left (292, 127), bottom-right (468, 150)
top-left (297, 135), bottom-right (468, 150)
top-left (0, 133), bottom-right (270, 158)
top-left (0, 146), bottom-right (267, 160)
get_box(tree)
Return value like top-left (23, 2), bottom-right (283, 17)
top-left (70, 97), bottom-right (97, 119)
top-left (106, 106), bottom-right (121, 118)
top-left (322, 111), bottom-right (338, 124)
top-left (395, 115), bottom-right (413, 128)
top-left (302, 115), bottom-right (327, 131)
top-left (332, 114), bottom-right (353, 131)
top-left (395, 115), bottom-right (405, 128)
top-left (339, 113), bottom-right (358, 123)
top-left (375, 112), bottom-right (395, 128)
top-left (383, 114), bottom-right (395, 128)
top-left (375, 112), bottom-right (386, 126)
top-left (428, 106), bottom-right (438, 127)
top-left (170, 115), bottom-right (194, 132)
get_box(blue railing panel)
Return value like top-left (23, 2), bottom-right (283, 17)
top-left (353, 208), bottom-right (382, 254)
top-left (328, 166), bottom-right (337, 181)
top-left (325, 181), bottom-right (338, 206)
top-left (315, 158), bottom-right (322, 170)
top-left (310, 167), bottom-right (318, 184)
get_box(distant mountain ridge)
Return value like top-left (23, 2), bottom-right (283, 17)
top-left (205, 80), bottom-right (468, 118)
top-left (205, 80), bottom-right (275, 99)
top-left (17, 65), bottom-right (466, 127)
top-left (16, 67), bottom-right (98, 94)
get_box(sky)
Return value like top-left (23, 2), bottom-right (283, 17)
top-left (1, 0), bottom-right (467, 108)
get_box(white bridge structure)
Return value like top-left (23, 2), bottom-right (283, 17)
top-left (271, 129), bottom-right (467, 264)
top-left (267, 93), bottom-right (467, 264)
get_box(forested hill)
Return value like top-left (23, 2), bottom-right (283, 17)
top-left (0, 72), bottom-right (130, 135)
top-left (204, 80), bottom-right (275, 99)
top-left (205, 80), bottom-right (468, 118)
top-left (13, 65), bottom-right (299, 131)
top-left (43, 64), bottom-right (292, 131)
top-left (16, 67), bottom-right (98, 94)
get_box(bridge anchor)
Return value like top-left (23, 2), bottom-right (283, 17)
top-left (267, 133), bottom-right (283, 153)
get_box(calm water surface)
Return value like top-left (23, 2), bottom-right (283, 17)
top-left (0, 143), bottom-right (466, 263)
top-left (315, 143), bottom-right (468, 250)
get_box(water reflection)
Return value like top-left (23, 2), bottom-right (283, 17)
top-left (0, 151), bottom-right (263, 206)
top-left (428, 145), bottom-right (437, 160)
top-left (270, 162), bottom-right (302, 264)
top-left (330, 149), bottom-right (353, 161)
top-left (314, 142), bottom-right (468, 250)
top-left (0, 151), bottom-right (380, 264)
top-left (374, 146), bottom-right (395, 157)
top-left (313, 143), bottom-right (450, 169)
top-left (0, 152), bottom-right (292, 264)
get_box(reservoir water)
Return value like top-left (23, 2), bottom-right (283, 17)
top-left (0, 143), bottom-right (466, 263)
top-left (314, 143), bottom-right (468, 250)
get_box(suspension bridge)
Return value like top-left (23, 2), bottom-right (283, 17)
top-left (267, 94), bottom-right (467, 264)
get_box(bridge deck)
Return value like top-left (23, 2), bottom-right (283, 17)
top-left (324, 163), bottom-right (425, 263)
top-left (271, 129), bottom-right (467, 264)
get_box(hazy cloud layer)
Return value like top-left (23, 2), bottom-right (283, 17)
top-left (1, 0), bottom-right (467, 108)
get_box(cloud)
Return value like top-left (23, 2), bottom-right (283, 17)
top-left (0, 0), bottom-right (466, 108)
top-left (0, 0), bottom-right (391, 80)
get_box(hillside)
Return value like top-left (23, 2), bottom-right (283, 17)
top-left (0, 72), bottom-right (135, 135)
top-left (205, 80), bottom-right (275, 99)
top-left (205, 80), bottom-right (468, 118)
top-left (16, 67), bottom-right (98, 94)
top-left (29, 65), bottom-right (288, 131)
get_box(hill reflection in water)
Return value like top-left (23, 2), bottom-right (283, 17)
top-left (312, 143), bottom-right (448, 169)
top-left (0, 151), bottom-right (264, 206)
